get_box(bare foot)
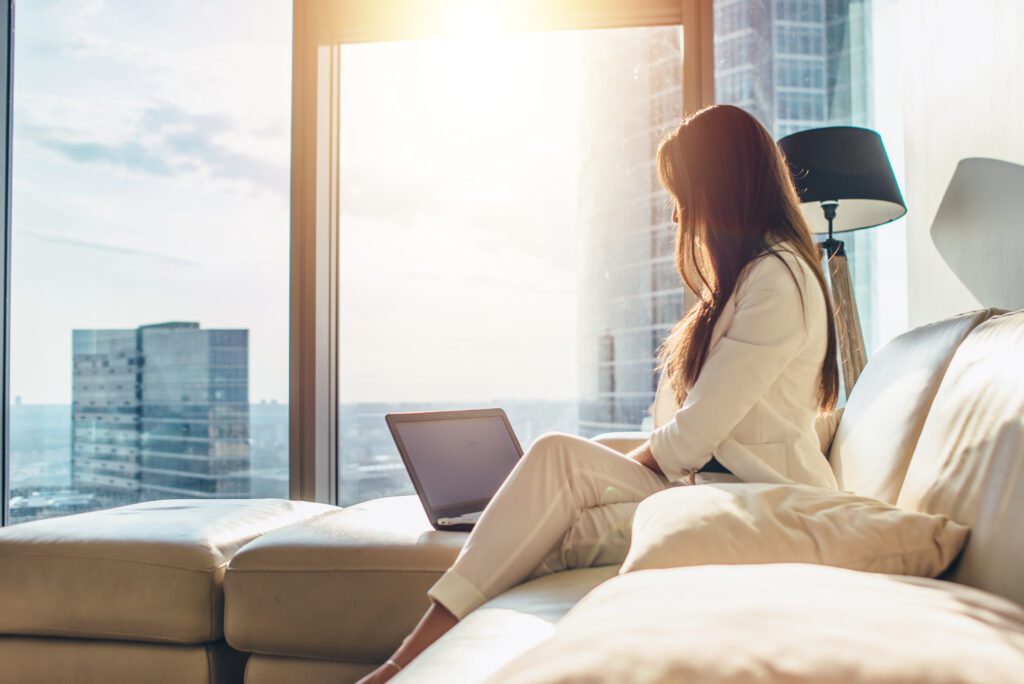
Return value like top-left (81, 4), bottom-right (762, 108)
top-left (354, 662), bottom-right (401, 684)
top-left (356, 602), bottom-right (460, 683)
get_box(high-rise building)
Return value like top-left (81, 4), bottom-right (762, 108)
top-left (715, 0), bottom-right (877, 353)
top-left (576, 27), bottom-right (684, 437)
top-left (71, 322), bottom-right (250, 508)
top-left (577, 2), bottom-right (875, 435)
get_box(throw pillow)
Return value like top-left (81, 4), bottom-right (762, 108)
top-left (621, 483), bottom-right (968, 577)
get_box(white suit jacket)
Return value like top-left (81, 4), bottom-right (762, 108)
top-left (649, 243), bottom-right (838, 490)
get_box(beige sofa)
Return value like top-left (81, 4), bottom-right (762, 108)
top-left (3, 307), bottom-right (1023, 683)
top-left (221, 306), bottom-right (1024, 682)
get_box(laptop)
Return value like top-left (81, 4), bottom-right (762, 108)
top-left (385, 408), bottom-right (524, 531)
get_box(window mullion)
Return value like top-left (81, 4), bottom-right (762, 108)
top-left (290, 5), bottom-right (339, 505)
top-left (0, 1), bottom-right (12, 527)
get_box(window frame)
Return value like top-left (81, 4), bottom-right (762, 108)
top-left (288, 0), bottom-right (716, 504)
top-left (0, 1), bottom-right (717, 521)
top-left (0, 1), bottom-right (11, 527)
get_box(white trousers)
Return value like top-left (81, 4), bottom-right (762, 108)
top-left (427, 432), bottom-right (675, 620)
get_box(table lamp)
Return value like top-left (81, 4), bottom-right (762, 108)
top-left (777, 126), bottom-right (906, 397)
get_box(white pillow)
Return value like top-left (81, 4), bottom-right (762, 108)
top-left (621, 483), bottom-right (968, 577)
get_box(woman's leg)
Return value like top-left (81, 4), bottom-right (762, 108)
top-left (527, 500), bottom-right (643, 579)
top-left (429, 432), bottom-right (670, 618)
top-left (357, 432), bottom-right (669, 683)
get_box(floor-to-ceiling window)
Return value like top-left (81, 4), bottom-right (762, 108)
top-left (6, 0), bottom-right (292, 523)
top-left (1, 1), bottom-right (910, 515)
top-left (336, 25), bottom-right (684, 505)
top-left (0, 0), bottom-right (909, 511)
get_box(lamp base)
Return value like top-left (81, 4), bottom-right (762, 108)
top-left (821, 239), bottom-right (867, 399)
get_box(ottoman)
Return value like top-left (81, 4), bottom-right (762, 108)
top-left (223, 496), bottom-right (467, 684)
top-left (0, 498), bottom-right (334, 684)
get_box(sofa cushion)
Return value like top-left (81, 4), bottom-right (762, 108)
top-left (898, 310), bottom-right (1024, 607)
top-left (395, 566), bottom-right (617, 683)
top-left (829, 308), bottom-right (996, 503)
top-left (0, 498), bottom-right (332, 643)
top-left (224, 495), bottom-right (466, 662)
top-left (244, 656), bottom-right (374, 684)
top-left (242, 570), bottom-right (615, 684)
top-left (490, 564), bottom-right (1024, 684)
top-left (621, 483), bottom-right (967, 577)
top-left (0, 637), bottom-right (247, 684)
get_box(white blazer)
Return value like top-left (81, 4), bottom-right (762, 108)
top-left (649, 242), bottom-right (838, 490)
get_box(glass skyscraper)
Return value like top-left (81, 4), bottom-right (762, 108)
top-left (577, 27), bottom-right (684, 437)
top-left (715, 0), bottom-right (877, 355)
top-left (71, 322), bottom-right (251, 510)
top-left (578, 1), bottom-right (874, 435)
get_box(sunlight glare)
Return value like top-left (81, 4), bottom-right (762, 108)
top-left (445, 0), bottom-right (502, 39)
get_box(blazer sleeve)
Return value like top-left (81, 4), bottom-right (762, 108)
top-left (649, 255), bottom-right (813, 482)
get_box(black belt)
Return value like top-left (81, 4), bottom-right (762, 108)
top-left (698, 456), bottom-right (731, 474)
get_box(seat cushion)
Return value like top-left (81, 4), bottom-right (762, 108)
top-left (396, 566), bottom-right (617, 683)
top-left (224, 495), bottom-right (466, 662)
top-left (829, 308), bottom-right (997, 502)
top-left (490, 564), bottom-right (1024, 684)
top-left (898, 310), bottom-right (1024, 606)
top-left (0, 637), bottom-right (247, 684)
top-left (0, 499), bottom-right (333, 643)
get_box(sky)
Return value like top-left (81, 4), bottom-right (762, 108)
top-left (338, 33), bottom-right (581, 402)
top-left (11, 0), bottom-right (292, 404)
top-left (9, 0), bottom-right (586, 405)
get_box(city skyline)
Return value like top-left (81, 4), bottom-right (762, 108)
top-left (9, 392), bottom-right (581, 522)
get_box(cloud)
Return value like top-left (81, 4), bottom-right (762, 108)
top-left (63, 32), bottom-right (150, 64)
top-left (20, 228), bottom-right (199, 267)
top-left (18, 101), bottom-right (288, 194)
top-left (30, 137), bottom-right (177, 176)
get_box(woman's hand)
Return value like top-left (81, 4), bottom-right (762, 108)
top-left (629, 441), bottom-right (665, 477)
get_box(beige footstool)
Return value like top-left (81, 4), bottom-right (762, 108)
top-left (223, 496), bottom-right (467, 684)
top-left (0, 498), bottom-right (333, 684)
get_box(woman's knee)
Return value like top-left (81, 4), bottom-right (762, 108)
top-left (524, 432), bottom-right (578, 465)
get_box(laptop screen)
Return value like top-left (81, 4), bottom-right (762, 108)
top-left (393, 415), bottom-right (521, 508)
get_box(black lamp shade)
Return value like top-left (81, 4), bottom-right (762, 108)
top-left (778, 126), bottom-right (906, 235)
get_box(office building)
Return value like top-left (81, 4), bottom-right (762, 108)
top-left (715, 0), bottom-right (877, 353)
top-left (71, 322), bottom-right (251, 508)
top-left (577, 27), bottom-right (684, 437)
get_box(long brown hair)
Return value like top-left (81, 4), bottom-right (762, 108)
top-left (656, 104), bottom-right (838, 412)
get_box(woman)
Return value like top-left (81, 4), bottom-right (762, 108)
top-left (358, 104), bottom-right (839, 683)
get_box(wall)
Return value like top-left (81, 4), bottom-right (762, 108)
top-left (901, 0), bottom-right (1024, 326)
top-left (869, 0), bottom-right (907, 349)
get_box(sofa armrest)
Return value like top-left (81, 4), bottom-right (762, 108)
top-left (594, 413), bottom-right (843, 460)
top-left (593, 414), bottom-right (842, 459)
top-left (592, 431), bottom-right (650, 455)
